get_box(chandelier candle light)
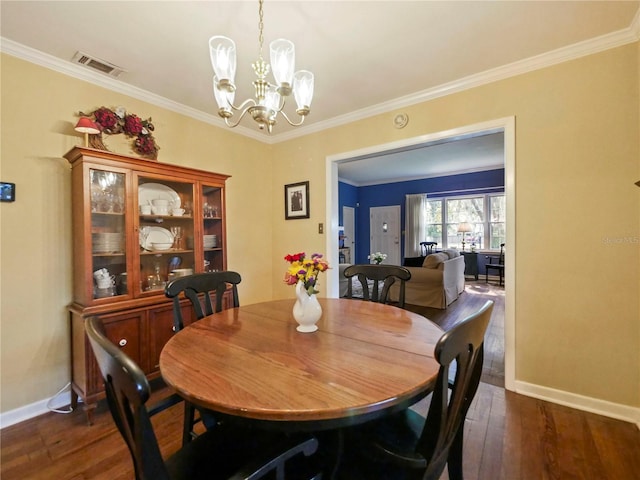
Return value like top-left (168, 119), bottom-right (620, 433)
top-left (209, 0), bottom-right (314, 133)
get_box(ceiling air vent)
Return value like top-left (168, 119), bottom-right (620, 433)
top-left (71, 51), bottom-right (126, 78)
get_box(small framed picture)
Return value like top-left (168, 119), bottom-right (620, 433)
top-left (0, 182), bottom-right (15, 202)
top-left (284, 181), bottom-right (310, 220)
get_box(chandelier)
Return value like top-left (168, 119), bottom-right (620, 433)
top-left (209, 0), bottom-right (314, 134)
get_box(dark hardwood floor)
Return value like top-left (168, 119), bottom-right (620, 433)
top-left (405, 279), bottom-right (505, 388)
top-left (2, 281), bottom-right (639, 479)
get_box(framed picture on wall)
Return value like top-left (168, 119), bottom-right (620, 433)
top-left (0, 182), bottom-right (15, 202)
top-left (284, 181), bottom-right (310, 220)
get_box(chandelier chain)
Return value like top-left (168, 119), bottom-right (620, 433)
top-left (257, 0), bottom-right (264, 60)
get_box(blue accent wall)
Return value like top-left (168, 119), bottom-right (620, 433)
top-left (338, 182), bottom-right (358, 226)
top-left (339, 168), bottom-right (504, 264)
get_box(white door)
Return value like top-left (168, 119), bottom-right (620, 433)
top-left (342, 206), bottom-right (355, 262)
top-left (370, 206), bottom-right (401, 265)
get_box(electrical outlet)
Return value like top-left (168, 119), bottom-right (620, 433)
top-left (318, 223), bottom-right (324, 234)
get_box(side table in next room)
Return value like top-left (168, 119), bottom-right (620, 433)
top-left (461, 251), bottom-right (478, 280)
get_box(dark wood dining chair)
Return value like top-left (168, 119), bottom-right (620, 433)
top-left (165, 271), bottom-right (241, 331)
top-left (485, 243), bottom-right (505, 286)
top-left (343, 264), bottom-right (412, 308)
top-left (84, 316), bottom-right (320, 480)
top-left (164, 271), bottom-right (242, 445)
top-left (338, 300), bottom-right (494, 480)
top-left (420, 241), bottom-right (438, 255)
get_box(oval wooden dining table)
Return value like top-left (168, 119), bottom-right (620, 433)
top-left (160, 298), bottom-right (443, 432)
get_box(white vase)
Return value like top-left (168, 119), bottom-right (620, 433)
top-left (293, 281), bottom-right (322, 333)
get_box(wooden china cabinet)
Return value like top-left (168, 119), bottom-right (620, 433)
top-left (65, 146), bottom-right (229, 422)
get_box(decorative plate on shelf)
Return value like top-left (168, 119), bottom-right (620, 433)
top-left (138, 183), bottom-right (181, 209)
top-left (139, 226), bottom-right (174, 251)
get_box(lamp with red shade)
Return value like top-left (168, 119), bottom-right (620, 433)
top-left (74, 117), bottom-right (101, 147)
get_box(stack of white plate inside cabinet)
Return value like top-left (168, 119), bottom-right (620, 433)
top-left (92, 232), bottom-right (124, 253)
top-left (203, 235), bottom-right (218, 248)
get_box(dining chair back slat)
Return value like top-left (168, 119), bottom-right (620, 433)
top-left (420, 242), bottom-right (438, 255)
top-left (164, 271), bottom-right (242, 445)
top-left (418, 300), bottom-right (494, 479)
top-left (165, 271), bottom-right (241, 331)
top-left (339, 300), bottom-right (494, 480)
top-left (344, 264), bottom-right (411, 308)
top-left (485, 243), bottom-right (505, 286)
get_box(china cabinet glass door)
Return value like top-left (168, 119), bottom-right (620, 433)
top-left (202, 184), bottom-right (224, 272)
top-left (137, 176), bottom-right (196, 295)
top-left (90, 169), bottom-right (127, 299)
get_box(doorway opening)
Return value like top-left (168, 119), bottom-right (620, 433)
top-left (325, 117), bottom-right (515, 391)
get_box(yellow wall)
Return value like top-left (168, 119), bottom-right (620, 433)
top-left (0, 54), bottom-right (274, 412)
top-left (270, 45), bottom-right (640, 407)
top-left (1, 42), bottom-right (639, 415)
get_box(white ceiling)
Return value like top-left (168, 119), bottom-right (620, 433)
top-left (1, 1), bottom-right (638, 184)
top-left (338, 131), bottom-right (505, 186)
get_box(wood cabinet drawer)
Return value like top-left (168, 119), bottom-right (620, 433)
top-left (102, 314), bottom-right (143, 367)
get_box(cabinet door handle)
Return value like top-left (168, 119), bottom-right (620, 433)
top-left (118, 338), bottom-right (128, 347)
top-left (172, 325), bottom-right (177, 332)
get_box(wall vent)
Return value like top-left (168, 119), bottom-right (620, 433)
top-left (71, 51), bottom-right (126, 78)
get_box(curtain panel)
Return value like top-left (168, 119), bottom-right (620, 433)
top-left (404, 194), bottom-right (428, 257)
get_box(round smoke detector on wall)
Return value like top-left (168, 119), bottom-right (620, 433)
top-left (393, 113), bottom-right (409, 129)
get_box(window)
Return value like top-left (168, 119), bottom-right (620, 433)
top-left (488, 195), bottom-right (506, 249)
top-left (424, 193), bottom-right (505, 250)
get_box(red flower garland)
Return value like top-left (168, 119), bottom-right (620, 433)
top-left (79, 106), bottom-right (159, 159)
top-left (94, 107), bottom-right (118, 130)
top-left (124, 114), bottom-right (143, 135)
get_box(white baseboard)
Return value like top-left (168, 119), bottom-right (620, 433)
top-left (0, 391), bottom-right (75, 429)
top-left (515, 380), bottom-right (640, 429)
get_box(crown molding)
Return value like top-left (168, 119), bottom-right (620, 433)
top-left (272, 22), bottom-right (640, 143)
top-left (337, 177), bottom-right (359, 187)
top-left (0, 37), bottom-right (269, 143)
top-left (2, 19), bottom-right (638, 145)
